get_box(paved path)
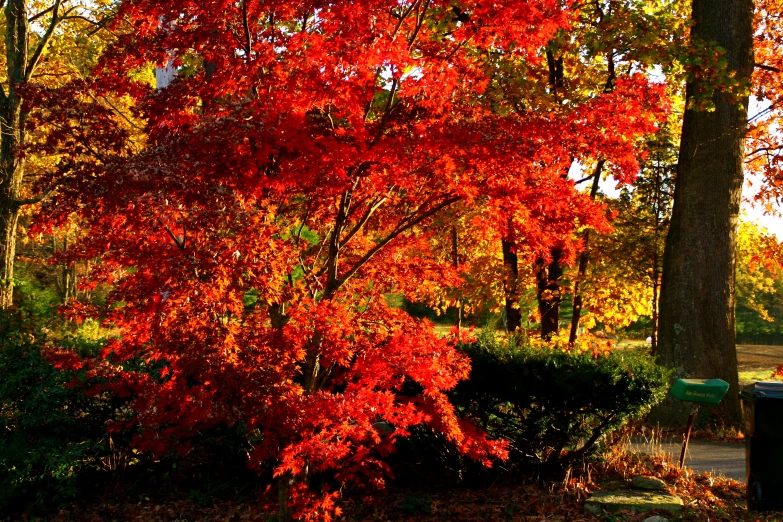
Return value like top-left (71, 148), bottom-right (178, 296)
top-left (630, 437), bottom-right (746, 481)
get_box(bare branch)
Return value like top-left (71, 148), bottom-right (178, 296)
top-left (755, 62), bottom-right (782, 73)
top-left (242, 0), bottom-right (253, 58)
top-left (326, 195), bottom-right (460, 297)
top-left (339, 196), bottom-right (387, 250)
top-left (391, 0), bottom-right (420, 40)
top-left (28, 4), bottom-right (55, 23)
top-left (15, 181), bottom-right (59, 206)
top-left (100, 95), bottom-right (144, 131)
top-left (573, 173), bottom-right (597, 185)
top-left (158, 217), bottom-right (186, 250)
top-left (25, 0), bottom-right (62, 81)
top-left (407, 0), bottom-right (430, 50)
top-left (370, 77), bottom-right (398, 146)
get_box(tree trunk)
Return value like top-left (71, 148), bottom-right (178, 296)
top-left (0, 0), bottom-right (30, 310)
top-left (568, 161), bottom-right (604, 344)
top-left (502, 238), bottom-right (522, 332)
top-left (537, 249), bottom-right (562, 339)
top-left (650, 254), bottom-right (659, 356)
top-left (0, 207), bottom-right (19, 309)
top-left (654, 0), bottom-right (753, 427)
top-left (277, 472), bottom-right (295, 522)
top-left (0, 94), bottom-right (23, 310)
top-left (451, 224), bottom-right (462, 330)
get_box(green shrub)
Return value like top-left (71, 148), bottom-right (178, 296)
top-left (0, 319), bottom-right (132, 511)
top-left (451, 333), bottom-right (670, 469)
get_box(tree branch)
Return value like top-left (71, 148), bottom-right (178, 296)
top-left (371, 77), bottom-right (399, 146)
top-left (158, 217), bottom-right (185, 250)
top-left (391, 0), bottom-right (420, 41)
top-left (339, 196), bottom-right (387, 250)
top-left (326, 195), bottom-right (460, 298)
top-left (28, 4), bottom-right (55, 23)
top-left (407, 0), bottom-right (430, 50)
top-left (25, 0), bottom-right (63, 81)
top-left (15, 181), bottom-right (58, 206)
top-left (746, 145), bottom-right (783, 159)
top-left (242, 0), bottom-right (253, 58)
top-left (573, 172), bottom-right (597, 185)
top-left (755, 62), bottom-right (782, 73)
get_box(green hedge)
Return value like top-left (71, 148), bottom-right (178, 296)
top-left (0, 318), bottom-right (131, 511)
top-left (451, 334), bottom-right (670, 469)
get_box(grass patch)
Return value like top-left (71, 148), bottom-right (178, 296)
top-left (738, 369), bottom-right (782, 385)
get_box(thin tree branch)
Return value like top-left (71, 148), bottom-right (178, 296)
top-left (242, 0), bottom-right (253, 58)
top-left (28, 4), bottom-right (55, 23)
top-left (391, 0), bottom-right (420, 41)
top-left (100, 95), bottom-right (144, 131)
top-left (371, 77), bottom-right (398, 146)
top-left (573, 172), bottom-right (598, 185)
top-left (407, 0), bottom-right (430, 50)
top-left (327, 195), bottom-right (460, 297)
top-left (158, 217), bottom-right (185, 250)
top-left (755, 62), bottom-right (782, 73)
top-left (25, 0), bottom-right (63, 81)
top-left (746, 145), bottom-right (783, 159)
top-left (15, 181), bottom-right (58, 206)
top-left (339, 196), bottom-right (387, 250)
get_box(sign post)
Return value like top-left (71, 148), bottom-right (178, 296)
top-left (669, 378), bottom-right (730, 468)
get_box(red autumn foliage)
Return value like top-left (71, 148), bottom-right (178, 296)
top-left (36, 1), bottom-right (668, 518)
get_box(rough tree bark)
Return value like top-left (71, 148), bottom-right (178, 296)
top-left (1, 0), bottom-right (75, 309)
top-left (654, 0), bottom-right (754, 426)
top-left (0, 0), bottom-right (29, 309)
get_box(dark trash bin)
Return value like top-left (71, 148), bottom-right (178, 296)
top-left (740, 381), bottom-right (783, 511)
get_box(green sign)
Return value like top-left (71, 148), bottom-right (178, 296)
top-left (669, 378), bottom-right (730, 405)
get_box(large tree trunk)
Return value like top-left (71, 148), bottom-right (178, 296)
top-left (654, 0), bottom-right (754, 427)
top-left (0, 207), bottom-right (19, 309)
top-left (0, 0), bottom-right (30, 310)
top-left (0, 99), bottom-right (24, 310)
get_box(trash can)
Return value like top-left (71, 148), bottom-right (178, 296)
top-left (740, 381), bottom-right (783, 511)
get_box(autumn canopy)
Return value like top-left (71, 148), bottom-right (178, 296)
top-left (10, 0), bottom-right (676, 519)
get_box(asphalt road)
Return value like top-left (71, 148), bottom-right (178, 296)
top-left (630, 437), bottom-right (746, 482)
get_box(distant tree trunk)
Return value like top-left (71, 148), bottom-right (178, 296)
top-left (654, 0), bottom-right (753, 427)
top-left (53, 235), bottom-right (79, 303)
top-left (537, 249), bottom-right (562, 339)
top-left (451, 224), bottom-right (462, 330)
top-left (502, 238), bottom-right (522, 332)
top-left (650, 253), bottom-right (660, 356)
top-left (568, 160), bottom-right (604, 344)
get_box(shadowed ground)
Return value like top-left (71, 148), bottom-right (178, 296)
top-left (630, 437), bottom-right (746, 481)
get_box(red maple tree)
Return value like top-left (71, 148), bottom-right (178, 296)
top-left (39, 1), bottom-right (667, 519)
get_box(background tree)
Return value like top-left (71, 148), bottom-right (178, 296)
top-left (492, 0), bottom-right (685, 337)
top-left (735, 220), bottom-right (783, 343)
top-left (575, 130), bottom-right (676, 349)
